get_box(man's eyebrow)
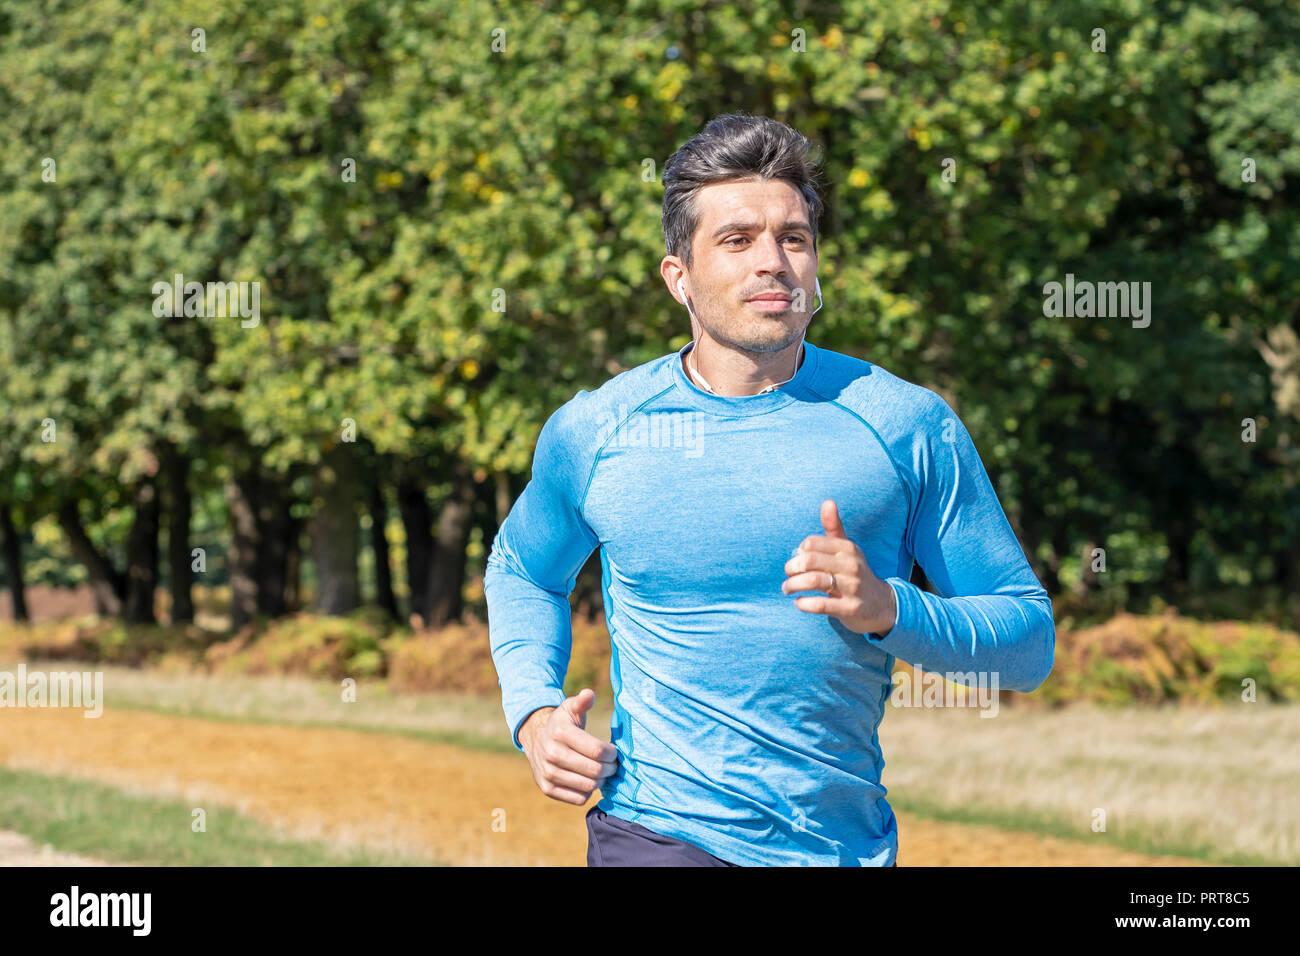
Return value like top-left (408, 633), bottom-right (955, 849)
top-left (710, 220), bottom-right (812, 238)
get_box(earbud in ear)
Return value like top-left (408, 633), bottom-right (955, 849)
top-left (677, 279), bottom-right (686, 301)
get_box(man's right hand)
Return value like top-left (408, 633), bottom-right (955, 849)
top-left (518, 688), bottom-right (618, 805)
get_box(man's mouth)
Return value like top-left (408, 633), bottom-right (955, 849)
top-left (747, 294), bottom-right (792, 311)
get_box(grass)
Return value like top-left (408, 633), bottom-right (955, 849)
top-left (877, 700), bottom-right (1299, 866)
top-left (0, 766), bottom-right (441, 866)
top-left (41, 659), bottom-right (613, 755)
top-left (7, 658), bottom-right (1296, 866)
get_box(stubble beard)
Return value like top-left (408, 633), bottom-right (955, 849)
top-left (711, 313), bottom-right (805, 357)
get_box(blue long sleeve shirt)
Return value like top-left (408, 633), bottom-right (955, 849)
top-left (484, 339), bottom-right (1055, 866)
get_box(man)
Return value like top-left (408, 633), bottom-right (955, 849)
top-left (485, 113), bottom-right (1055, 867)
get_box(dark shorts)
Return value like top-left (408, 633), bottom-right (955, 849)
top-left (585, 806), bottom-right (898, 866)
top-left (586, 806), bottom-right (740, 866)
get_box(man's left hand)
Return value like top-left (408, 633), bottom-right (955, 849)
top-left (782, 499), bottom-right (897, 637)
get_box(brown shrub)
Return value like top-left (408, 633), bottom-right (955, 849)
top-left (386, 615), bottom-right (613, 697)
top-left (203, 611), bottom-right (392, 680)
top-left (386, 621), bottom-right (500, 694)
top-left (1025, 609), bottom-right (1300, 708)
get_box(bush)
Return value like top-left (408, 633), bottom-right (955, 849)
top-left (13, 617), bottom-right (217, 667)
top-left (7, 605), bottom-right (1290, 709)
top-left (386, 615), bottom-right (613, 696)
top-left (204, 609), bottom-right (400, 681)
top-left (1027, 610), bottom-right (1300, 708)
top-left (386, 622), bottom-right (500, 694)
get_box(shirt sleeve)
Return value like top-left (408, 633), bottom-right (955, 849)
top-left (484, 395), bottom-right (600, 753)
top-left (867, 393), bottom-right (1056, 693)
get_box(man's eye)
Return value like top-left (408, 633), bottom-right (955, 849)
top-left (725, 236), bottom-right (806, 246)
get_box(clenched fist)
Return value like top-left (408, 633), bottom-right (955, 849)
top-left (782, 498), bottom-right (898, 636)
top-left (518, 688), bottom-right (619, 806)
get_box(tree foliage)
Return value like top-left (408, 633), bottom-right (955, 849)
top-left (0, 0), bottom-right (1296, 624)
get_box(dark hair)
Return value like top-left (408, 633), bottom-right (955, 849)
top-left (662, 113), bottom-right (824, 269)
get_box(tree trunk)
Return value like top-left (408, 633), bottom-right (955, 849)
top-left (124, 477), bottom-right (160, 624)
top-left (164, 447), bottom-right (194, 624)
top-left (227, 463), bottom-right (300, 628)
top-left (0, 505), bottom-right (28, 622)
top-left (225, 476), bottom-right (260, 630)
top-left (284, 514), bottom-right (303, 612)
top-left (1007, 503), bottom-right (1056, 594)
top-left (369, 470), bottom-right (397, 620)
top-left (397, 475), bottom-right (433, 625)
top-left (495, 471), bottom-right (513, 528)
top-left (1281, 538), bottom-right (1300, 596)
top-left (1046, 526), bottom-right (1071, 598)
top-left (254, 474), bottom-right (292, 618)
top-left (474, 471), bottom-right (506, 552)
top-left (1162, 516), bottom-right (1192, 603)
top-left (311, 443), bottom-right (360, 615)
top-left (423, 463), bottom-right (475, 628)
top-left (1075, 537), bottom-right (1102, 599)
top-left (57, 499), bottom-right (126, 617)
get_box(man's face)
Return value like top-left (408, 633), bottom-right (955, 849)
top-left (665, 178), bottom-right (818, 355)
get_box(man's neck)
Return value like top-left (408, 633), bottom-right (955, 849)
top-left (686, 337), bottom-right (805, 396)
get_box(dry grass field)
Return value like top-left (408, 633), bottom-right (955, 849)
top-left (2, 693), bottom-right (1265, 865)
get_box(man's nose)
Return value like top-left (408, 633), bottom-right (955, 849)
top-left (753, 235), bottom-right (789, 280)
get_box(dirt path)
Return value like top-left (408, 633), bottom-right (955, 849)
top-left (0, 707), bottom-right (1208, 866)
